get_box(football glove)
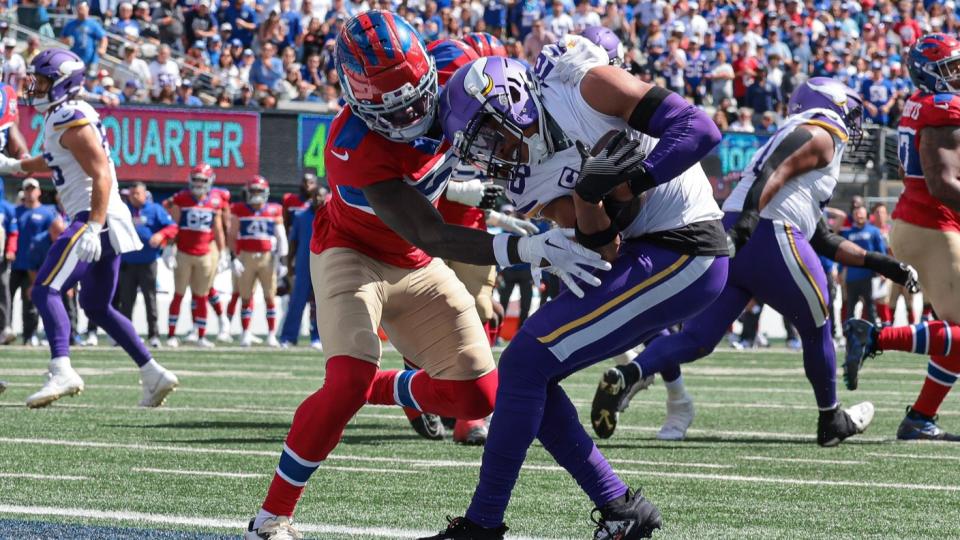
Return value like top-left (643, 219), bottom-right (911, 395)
top-left (445, 179), bottom-right (504, 209)
top-left (162, 245), bottom-right (177, 270)
top-left (575, 130), bottom-right (649, 204)
top-left (232, 257), bottom-right (245, 277)
top-left (487, 210), bottom-right (539, 236)
top-left (501, 228), bottom-right (611, 298)
top-left (216, 253), bottom-right (231, 274)
top-left (0, 155), bottom-right (24, 175)
top-left (75, 221), bottom-right (103, 263)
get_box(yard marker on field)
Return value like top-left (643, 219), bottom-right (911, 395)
top-left (741, 456), bottom-right (866, 465)
top-left (0, 473), bottom-right (87, 481)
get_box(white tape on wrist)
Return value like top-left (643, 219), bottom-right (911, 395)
top-left (493, 233), bottom-right (512, 268)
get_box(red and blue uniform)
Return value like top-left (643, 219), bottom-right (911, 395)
top-left (233, 202), bottom-right (282, 253)
top-left (281, 193), bottom-right (306, 215)
top-left (311, 106), bottom-right (457, 268)
top-left (895, 90), bottom-right (960, 232)
top-left (172, 190), bottom-right (227, 256)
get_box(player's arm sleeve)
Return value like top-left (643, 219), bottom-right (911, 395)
top-left (808, 217), bottom-right (845, 259)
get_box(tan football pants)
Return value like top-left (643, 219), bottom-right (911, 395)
top-left (889, 220), bottom-right (960, 321)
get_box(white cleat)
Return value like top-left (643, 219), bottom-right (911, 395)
top-left (845, 401), bottom-right (876, 433)
top-left (25, 367), bottom-right (85, 408)
top-left (166, 337), bottom-right (180, 349)
top-left (0, 328), bottom-right (16, 345)
top-left (249, 333), bottom-right (264, 345)
top-left (240, 332), bottom-right (254, 348)
top-left (657, 394), bottom-right (695, 441)
top-left (27, 335), bottom-right (40, 347)
top-left (81, 332), bottom-right (98, 347)
top-left (197, 337), bottom-right (216, 348)
top-left (245, 516), bottom-right (303, 540)
top-left (149, 336), bottom-right (162, 348)
top-left (310, 340), bottom-right (323, 352)
top-left (139, 367), bottom-right (179, 407)
top-left (218, 314), bottom-right (232, 339)
top-left (184, 330), bottom-right (199, 343)
top-left (266, 334), bottom-right (281, 348)
top-left (217, 330), bottom-right (233, 343)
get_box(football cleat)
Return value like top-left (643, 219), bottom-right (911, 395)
top-left (266, 334), bottom-right (281, 348)
top-left (139, 366), bottom-right (179, 407)
top-left (656, 394), bottom-right (695, 441)
top-left (148, 336), bottom-right (162, 348)
top-left (245, 517), bottom-right (303, 540)
top-left (0, 328), bottom-right (17, 345)
top-left (817, 402), bottom-right (874, 447)
top-left (279, 340), bottom-right (293, 349)
top-left (310, 339), bottom-right (323, 351)
top-left (896, 406), bottom-right (960, 441)
top-left (250, 333), bottom-right (264, 344)
top-left (417, 516), bottom-right (507, 540)
top-left (166, 336), bottom-right (180, 349)
top-left (27, 335), bottom-right (40, 347)
top-left (842, 319), bottom-right (879, 390)
top-left (218, 313), bottom-right (233, 341)
top-left (25, 366), bottom-right (85, 408)
top-left (185, 330), bottom-right (200, 343)
top-left (81, 331), bottom-right (98, 347)
top-left (453, 418), bottom-right (488, 446)
top-left (592, 488), bottom-right (662, 540)
top-left (409, 413), bottom-right (446, 441)
top-left (591, 367), bottom-right (654, 439)
top-left (197, 337), bottom-right (215, 348)
top-left (240, 332), bottom-right (254, 348)
top-left (0, 380), bottom-right (7, 395)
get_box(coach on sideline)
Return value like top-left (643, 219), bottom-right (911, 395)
top-left (118, 182), bottom-right (178, 348)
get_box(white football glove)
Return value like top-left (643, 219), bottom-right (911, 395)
top-left (487, 210), bottom-right (539, 236)
top-left (445, 179), bottom-right (504, 209)
top-left (75, 221), bottom-right (103, 263)
top-left (162, 245), bottom-right (177, 270)
top-left (0, 155), bottom-right (24, 175)
top-left (216, 253), bottom-right (231, 274)
top-left (903, 264), bottom-right (921, 294)
top-left (232, 257), bottom-right (245, 277)
top-left (497, 228), bottom-right (611, 298)
top-left (276, 260), bottom-right (289, 280)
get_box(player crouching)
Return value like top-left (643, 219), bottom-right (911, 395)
top-left (0, 49), bottom-right (177, 408)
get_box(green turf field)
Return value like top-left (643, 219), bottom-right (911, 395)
top-left (2, 346), bottom-right (960, 539)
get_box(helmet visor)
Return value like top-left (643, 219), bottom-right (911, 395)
top-left (937, 56), bottom-right (960, 91)
top-left (456, 113), bottom-right (526, 180)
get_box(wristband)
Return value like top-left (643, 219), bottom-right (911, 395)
top-left (574, 222), bottom-right (619, 249)
top-left (493, 233), bottom-right (513, 267)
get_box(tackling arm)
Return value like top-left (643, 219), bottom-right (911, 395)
top-left (809, 217), bottom-right (919, 292)
top-left (919, 125), bottom-right (960, 212)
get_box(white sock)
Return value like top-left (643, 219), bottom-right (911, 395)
top-left (253, 508), bottom-right (280, 530)
top-left (140, 359), bottom-right (161, 375)
top-left (664, 376), bottom-right (687, 400)
top-left (50, 356), bottom-right (72, 372)
top-left (613, 347), bottom-right (639, 365)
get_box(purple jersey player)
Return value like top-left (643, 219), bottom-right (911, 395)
top-left (591, 78), bottom-right (920, 447)
top-left (0, 49), bottom-right (178, 409)
top-left (422, 41), bottom-right (726, 539)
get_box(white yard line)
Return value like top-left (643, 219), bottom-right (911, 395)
top-left (0, 472), bottom-right (87, 480)
top-left (868, 452), bottom-right (960, 461)
top-left (741, 456), bottom-right (866, 465)
top-left (132, 467), bottom-right (265, 479)
top-left (621, 469), bottom-right (960, 492)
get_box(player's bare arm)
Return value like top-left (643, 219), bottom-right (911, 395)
top-left (60, 124), bottom-right (111, 226)
top-left (213, 210), bottom-right (225, 251)
top-left (5, 123), bottom-right (28, 158)
top-left (228, 213), bottom-right (240, 253)
top-left (919, 125), bottom-right (960, 211)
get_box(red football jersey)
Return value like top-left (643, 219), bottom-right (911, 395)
top-left (233, 202), bottom-right (282, 253)
top-left (437, 194), bottom-right (486, 231)
top-left (172, 189), bottom-right (227, 256)
top-left (282, 193), bottom-right (306, 213)
top-left (311, 106), bottom-right (457, 269)
top-left (894, 91), bottom-right (960, 232)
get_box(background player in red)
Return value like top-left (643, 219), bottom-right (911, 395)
top-left (243, 12), bottom-right (607, 539)
top-left (230, 175), bottom-right (286, 348)
top-left (281, 172), bottom-right (316, 229)
top-left (163, 164), bottom-right (227, 348)
top-left (846, 33), bottom-right (960, 440)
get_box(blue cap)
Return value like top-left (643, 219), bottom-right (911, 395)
top-left (230, 38), bottom-right (242, 47)
top-left (192, 40), bottom-right (205, 50)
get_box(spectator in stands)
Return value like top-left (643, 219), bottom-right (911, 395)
top-left (862, 60), bottom-right (896, 126)
top-left (2, 39), bottom-right (26, 94)
top-left (208, 35), bottom-right (224, 66)
top-left (119, 79), bottom-right (145, 103)
top-left (522, 19), bottom-right (555, 61)
top-left (11, 179), bottom-right (62, 347)
top-left (61, 1), bottom-right (108, 68)
top-left (148, 44), bottom-right (182, 98)
top-left (100, 77), bottom-right (121, 105)
top-left (758, 111), bottom-right (778, 135)
top-left (176, 79), bottom-right (203, 106)
top-left (712, 109), bottom-right (729, 131)
top-left (224, 0), bottom-right (259, 48)
top-left (111, 2), bottom-right (140, 38)
top-left (214, 49), bottom-right (242, 96)
top-left (300, 17), bottom-right (325, 60)
top-left (301, 53), bottom-right (325, 88)
top-left (894, 9), bottom-right (922, 46)
top-left (321, 83), bottom-right (340, 111)
top-left (570, 0), bottom-right (599, 33)
top-left (483, 0), bottom-right (508, 38)
top-left (544, 0), bottom-right (573, 38)
top-left (185, 40), bottom-right (211, 72)
top-left (278, 0), bottom-right (303, 51)
top-left (216, 89), bottom-right (233, 107)
top-left (684, 35), bottom-right (707, 105)
top-left (729, 107), bottom-right (755, 132)
top-left (185, 0), bottom-right (219, 45)
top-left (152, 0), bottom-right (186, 52)
top-left (116, 42), bottom-right (152, 91)
top-left (249, 41), bottom-right (284, 92)
top-left (745, 66), bottom-right (782, 120)
top-left (233, 83), bottom-right (255, 106)
top-left (505, 37), bottom-right (525, 63)
top-left (708, 48), bottom-right (735, 105)
top-left (280, 46), bottom-right (297, 73)
top-left (0, 187), bottom-right (16, 345)
top-left (134, 1), bottom-right (160, 41)
top-left (219, 22), bottom-right (235, 44)
top-left (662, 36), bottom-right (687, 94)
top-left (22, 36), bottom-right (42, 65)
top-left (842, 206), bottom-right (886, 323)
top-left (258, 10), bottom-right (287, 50)
top-left (277, 64), bottom-right (304, 101)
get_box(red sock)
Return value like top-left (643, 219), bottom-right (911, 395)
top-left (192, 294), bottom-right (208, 339)
top-left (879, 320), bottom-right (960, 357)
top-left (241, 299), bottom-right (253, 331)
top-left (913, 353), bottom-right (960, 417)
top-left (262, 356), bottom-right (377, 517)
top-left (266, 300), bottom-right (277, 332)
top-left (208, 287), bottom-right (224, 317)
top-left (877, 303), bottom-right (892, 324)
top-left (907, 308), bottom-right (916, 325)
top-left (168, 293), bottom-right (183, 338)
top-left (227, 292), bottom-right (240, 319)
top-left (368, 369), bottom-right (497, 420)
top-left (484, 321), bottom-right (500, 346)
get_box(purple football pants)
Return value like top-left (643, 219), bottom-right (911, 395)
top-left (633, 213), bottom-right (838, 411)
top-left (465, 239), bottom-right (728, 528)
top-left (32, 213), bottom-right (150, 366)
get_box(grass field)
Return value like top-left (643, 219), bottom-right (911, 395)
top-left (3, 345), bottom-right (960, 539)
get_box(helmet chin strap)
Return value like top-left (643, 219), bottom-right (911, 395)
top-left (525, 107), bottom-right (570, 166)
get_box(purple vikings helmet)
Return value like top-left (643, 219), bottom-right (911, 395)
top-left (787, 77), bottom-right (864, 148)
top-left (581, 26), bottom-right (625, 67)
top-left (440, 57), bottom-right (553, 181)
top-left (27, 49), bottom-right (85, 113)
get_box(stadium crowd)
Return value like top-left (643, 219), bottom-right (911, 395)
top-left (0, 0), bottom-right (946, 126)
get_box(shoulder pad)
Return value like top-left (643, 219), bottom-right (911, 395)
top-left (538, 35), bottom-right (609, 86)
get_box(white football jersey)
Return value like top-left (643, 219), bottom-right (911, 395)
top-left (722, 108), bottom-right (847, 238)
top-left (42, 100), bottom-right (142, 253)
top-left (511, 40), bottom-right (722, 239)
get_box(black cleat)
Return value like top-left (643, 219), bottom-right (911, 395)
top-left (409, 413), bottom-right (446, 441)
top-left (817, 402), bottom-right (875, 447)
top-left (842, 319), bottom-right (880, 390)
top-left (897, 406), bottom-right (960, 441)
top-left (0, 381), bottom-right (6, 395)
top-left (592, 488), bottom-right (662, 540)
top-left (418, 516), bottom-right (507, 540)
top-left (591, 367), bottom-right (654, 439)
top-left (441, 416), bottom-right (457, 430)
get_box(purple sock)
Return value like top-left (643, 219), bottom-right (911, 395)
top-left (802, 321), bottom-right (838, 410)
